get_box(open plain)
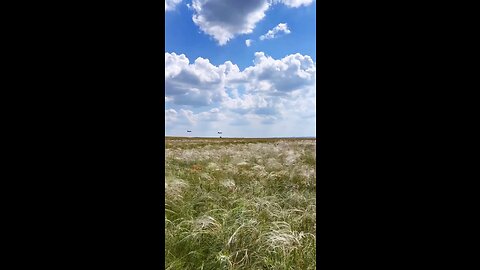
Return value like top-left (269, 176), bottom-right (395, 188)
top-left (165, 137), bottom-right (316, 269)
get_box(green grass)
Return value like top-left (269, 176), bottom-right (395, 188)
top-left (165, 137), bottom-right (316, 269)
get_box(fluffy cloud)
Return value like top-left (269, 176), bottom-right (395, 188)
top-left (245, 39), bottom-right (253, 47)
top-left (165, 0), bottom-right (182, 11)
top-left (165, 51), bottom-right (315, 103)
top-left (165, 52), bottom-right (315, 132)
top-left (259, 23), bottom-right (291, 40)
top-left (189, 1), bottom-right (314, 44)
top-left (165, 52), bottom-right (239, 106)
top-left (243, 52), bottom-right (315, 94)
top-left (191, 0), bottom-right (270, 45)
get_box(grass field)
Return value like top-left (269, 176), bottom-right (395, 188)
top-left (165, 137), bottom-right (316, 269)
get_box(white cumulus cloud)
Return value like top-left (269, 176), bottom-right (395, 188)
top-left (245, 39), bottom-right (253, 47)
top-left (189, 0), bottom-right (314, 45)
top-left (165, 52), bottom-right (316, 132)
top-left (259, 23), bottom-right (291, 40)
top-left (243, 51), bottom-right (315, 94)
top-left (191, 0), bottom-right (270, 45)
top-left (165, 52), bottom-right (241, 106)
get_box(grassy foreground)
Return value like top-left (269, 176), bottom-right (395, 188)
top-left (165, 137), bottom-right (316, 269)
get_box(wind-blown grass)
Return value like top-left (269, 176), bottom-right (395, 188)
top-left (165, 137), bottom-right (316, 269)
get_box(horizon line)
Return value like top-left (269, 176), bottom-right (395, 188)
top-left (165, 136), bottom-right (316, 139)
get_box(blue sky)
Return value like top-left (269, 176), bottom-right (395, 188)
top-left (165, 0), bottom-right (316, 137)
